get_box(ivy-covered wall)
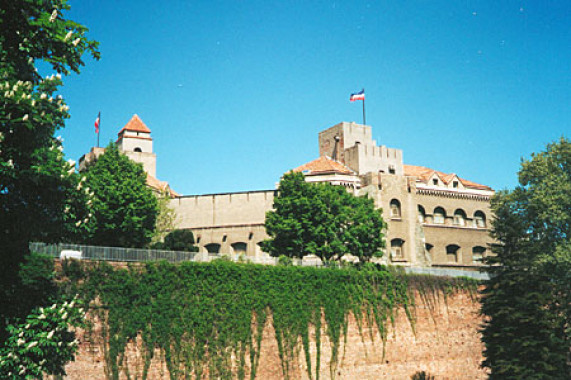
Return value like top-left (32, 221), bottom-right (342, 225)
top-left (60, 260), bottom-right (480, 380)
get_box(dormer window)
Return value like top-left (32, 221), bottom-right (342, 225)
top-left (433, 178), bottom-right (438, 186)
top-left (134, 147), bottom-right (142, 152)
top-left (453, 181), bottom-right (458, 188)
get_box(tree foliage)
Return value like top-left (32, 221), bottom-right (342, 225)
top-left (480, 137), bottom-right (571, 379)
top-left (150, 191), bottom-right (178, 246)
top-left (261, 172), bottom-right (386, 262)
top-left (84, 143), bottom-right (158, 248)
top-left (0, 0), bottom-right (99, 254)
top-left (152, 229), bottom-right (199, 252)
top-left (0, 297), bottom-right (85, 379)
top-left (0, 0), bottom-right (98, 346)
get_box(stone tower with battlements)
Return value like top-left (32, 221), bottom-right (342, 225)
top-left (318, 122), bottom-right (404, 176)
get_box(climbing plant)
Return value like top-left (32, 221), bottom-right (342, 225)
top-left (64, 261), bottom-right (477, 380)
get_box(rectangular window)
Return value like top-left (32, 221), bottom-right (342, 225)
top-left (391, 247), bottom-right (402, 258)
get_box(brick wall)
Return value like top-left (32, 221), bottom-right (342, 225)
top-left (64, 290), bottom-right (485, 379)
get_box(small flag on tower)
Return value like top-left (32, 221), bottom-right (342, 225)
top-left (350, 89), bottom-right (365, 102)
top-left (94, 112), bottom-right (100, 133)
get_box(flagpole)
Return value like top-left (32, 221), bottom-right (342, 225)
top-left (362, 88), bottom-right (366, 125)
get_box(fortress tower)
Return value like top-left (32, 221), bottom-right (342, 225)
top-left (116, 114), bottom-right (157, 177)
top-left (79, 114), bottom-right (177, 196)
top-left (318, 122), bottom-right (403, 176)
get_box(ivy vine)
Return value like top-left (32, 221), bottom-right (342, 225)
top-left (60, 260), bottom-right (478, 380)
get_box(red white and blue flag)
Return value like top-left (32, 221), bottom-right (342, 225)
top-left (350, 89), bottom-right (365, 102)
top-left (94, 112), bottom-right (100, 133)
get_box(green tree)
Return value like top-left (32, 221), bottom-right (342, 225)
top-left (153, 229), bottom-right (199, 252)
top-left (0, 297), bottom-right (85, 378)
top-left (84, 143), bottom-right (159, 248)
top-left (480, 137), bottom-right (571, 379)
top-left (150, 191), bottom-right (178, 246)
top-left (0, 0), bottom-right (98, 344)
top-left (261, 172), bottom-right (386, 262)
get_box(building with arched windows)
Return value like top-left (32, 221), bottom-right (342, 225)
top-left (82, 116), bottom-right (493, 268)
top-left (169, 121), bottom-right (494, 268)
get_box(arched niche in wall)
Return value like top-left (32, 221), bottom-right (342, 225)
top-left (232, 242), bottom-right (247, 255)
top-left (204, 243), bottom-right (221, 254)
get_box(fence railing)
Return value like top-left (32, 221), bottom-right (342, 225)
top-left (29, 242), bottom-right (489, 279)
top-left (30, 242), bottom-right (197, 263)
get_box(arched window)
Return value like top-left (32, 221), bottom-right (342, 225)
top-left (472, 246), bottom-right (486, 264)
top-left (433, 207), bottom-right (446, 224)
top-left (390, 199), bottom-right (401, 218)
top-left (418, 205), bottom-right (426, 223)
top-left (232, 242), bottom-right (247, 255)
top-left (204, 243), bottom-right (221, 254)
top-left (390, 239), bottom-right (404, 259)
top-left (134, 147), bottom-right (142, 152)
top-left (453, 209), bottom-right (467, 226)
top-left (446, 244), bottom-right (460, 263)
top-left (474, 211), bottom-right (486, 228)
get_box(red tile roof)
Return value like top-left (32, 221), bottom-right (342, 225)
top-left (404, 164), bottom-right (492, 190)
top-left (146, 174), bottom-right (179, 197)
top-left (118, 114), bottom-right (151, 135)
top-left (293, 156), bottom-right (355, 175)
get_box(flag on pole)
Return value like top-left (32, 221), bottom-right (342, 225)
top-left (350, 89), bottom-right (365, 102)
top-left (94, 112), bottom-right (100, 133)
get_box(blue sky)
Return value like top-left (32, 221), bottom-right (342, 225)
top-left (58, 1), bottom-right (570, 195)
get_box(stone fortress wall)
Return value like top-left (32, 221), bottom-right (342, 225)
top-left (171, 190), bottom-right (275, 257)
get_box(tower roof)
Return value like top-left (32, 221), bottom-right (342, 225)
top-left (118, 114), bottom-right (151, 136)
top-left (293, 155), bottom-right (355, 176)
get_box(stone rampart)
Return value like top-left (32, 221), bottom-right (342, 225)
top-left (65, 289), bottom-right (485, 379)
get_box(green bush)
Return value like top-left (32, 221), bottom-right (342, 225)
top-left (152, 229), bottom-right (199, 252)
top-left (277, 255), bottom-right (293, 266)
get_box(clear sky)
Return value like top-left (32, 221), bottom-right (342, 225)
top-left (57, 1), bottom-right (570, 195)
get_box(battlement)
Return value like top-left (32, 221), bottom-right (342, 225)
top-left (344, 143), bottom-right (403, 175)
top-left (318, 122), bottom-right (377, 162)
top-left (318, 121), bottom-right (403, 176)
top-left (172, 190), bottom-right (276, 229)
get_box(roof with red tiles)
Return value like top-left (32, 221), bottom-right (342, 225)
top-left (404, 164), bottom-right (492, 191)
top-left (146, 174), bottom-right (179, 197)
top-left (118, 114), bottom-right (151, 136)
top-left (293, 155), bottom-right (356, 176)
